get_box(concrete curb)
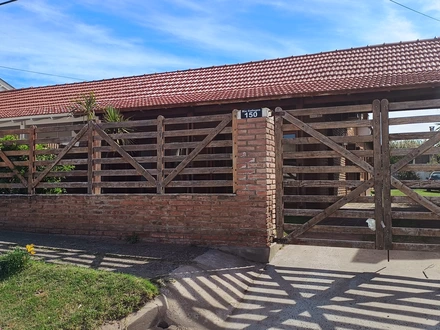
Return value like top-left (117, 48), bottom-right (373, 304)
top-left (101, 294), bottom-right (169, 330)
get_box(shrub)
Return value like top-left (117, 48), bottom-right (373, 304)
top-left (0, 246), bottom-right (33, 279)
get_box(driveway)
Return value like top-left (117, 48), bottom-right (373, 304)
top-left (162, 245), bottom-right (440, 330)
top-left (1, 231), bottom-right (439, 329)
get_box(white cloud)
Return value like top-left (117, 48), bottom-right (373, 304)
top-left (0, 0), bottom-right (437, 88)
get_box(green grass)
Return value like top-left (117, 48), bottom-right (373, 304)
top-left (390, 189), bottom-right (440, 197)
top-left (0, 260), bottom-right (158, 330)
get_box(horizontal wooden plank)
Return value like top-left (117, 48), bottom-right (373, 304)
top-left (389, 114), bottom-right (440, 126)
top-left (3, 150), bottom-right (29, 157)
top-left (93, 153), bottom-right (231, 165)
top-left (94, 144), bottom-right (157, 153)
top-left (94, 167), bottom-right (232, 177)
top-left (164, 127), bottom-right (232, 137)
top-left (391, 196), bottom-right (440, 204)
top-left (292, 238), bottom-right (375, 249)
top-left (392, 242), bottom-right (440, 252)
top-left (167, 180), bottom-right (232, 187)
top-left (35, 159), bottom-right (88, 166)
top-left (0, 172), bottom-right (15, 178)
top-left (165, 140), bottom-right (233, 150)
top-left (0, 138), bottom-right (30, 146)
top-left (284, 135), bottom-right (373, 145)
top-left (165, 153), bottom-right (232, 162)
top-left (36, 136), bottom-right (88, 145)
top-left (94, 131), bottom-right (158, 141)
top-left (395, 180), bottom-right (440, 189)
top-left (283, 166), bottom-right (365, 174)
top-left (35, 123), bottom-right (87, 133)
top-left (94, 156), bottom-right (157, 165)
top-left (284, 149), bottom-right (373, 159)
top-left (284, 224), bottom-right (372, 235)
top-left (98, 119), bottom-right (157, 129)
top-left (0, 183), bottom-right (26, 189)
top-left (284, 180), bottom-right (365, 188)
top-left (401, 164), bottom-right (440, 172)
top-left (36, 147), bottom-right (89, 155)
top-left (284, 208), bottom-right (375, 218)
top-left (163, 114), bottom-right (232, 125)
top-left (392, 227), bottom-right (440, 237)
top-left (0, 128), bottom-right (32, 136)
top-left (389, 98), bottom-right (440, 111)
top-left (283, 119), bottom-right (372, 131)
top-left (0, 161), bottom-right (29, 167)
top-left (283, 195), bottom-right (375, 203)
top-left (284, 104), bottom-right (372, 116)
top-left (35, 182), bottom-right (89, 188)
top-left (94, 182), bottom-right (155, 188)
top-left (389, 131), bottom-right (437, 141)
top-left (391, 147), bottom-right (440, 157)
top-left (392, 212), bottom-right (440, 220)
top-left (37, 170), bottom-right (88, 178)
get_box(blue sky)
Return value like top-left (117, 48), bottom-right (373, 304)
top-left (1, 0), bottom-right (440, 89)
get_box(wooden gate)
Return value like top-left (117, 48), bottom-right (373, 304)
top-left (275, 99), bottom-right (440, 251)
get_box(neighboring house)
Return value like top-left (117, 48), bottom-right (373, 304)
top-left (0, 78), bottom-right (85, 130)
top-left (0, 38), bottom-right (439, 124)
top-left (0, 78), bottom-right (14, 91)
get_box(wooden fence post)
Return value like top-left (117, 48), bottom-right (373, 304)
top-left (88, 120), bottom-right (102, 194)
top-left (157, 115), bottom-right (165, 194)
top-left (275, 114), bottom-right (284, 239)
top-left (232, 109), bottom-right (239, 193)
top-left (28, 126), bottom-right (36, 195)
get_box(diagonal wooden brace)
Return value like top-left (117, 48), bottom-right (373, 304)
top-left (163, 116), bottom-right (231, 187)
top-left (92, 122), bottom-right (157, 186)
top-left (0, 149), bottom-right (28, 188)
top-left (278, 108), bottom-right (374, 174)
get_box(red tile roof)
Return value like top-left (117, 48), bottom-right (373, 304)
top-left (1, 38), bottom-right (440, 119)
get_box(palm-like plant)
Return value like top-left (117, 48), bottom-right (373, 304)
top-left (71, 92), bottom-right (100, 121)
top-left (102, 106), bottom-right (132, 145)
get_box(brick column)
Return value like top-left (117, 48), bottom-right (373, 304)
top-left (235, 114), bottom-right (277, 246)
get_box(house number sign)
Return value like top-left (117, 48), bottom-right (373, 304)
top-left (237, 108), bottom-right (270, 119)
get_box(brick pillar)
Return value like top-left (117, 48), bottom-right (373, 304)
top-left (235, 114), bottom-right (277, 246)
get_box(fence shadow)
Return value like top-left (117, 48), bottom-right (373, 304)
top-left (223, 265), bottom-right (440, 329)
top-left (0, 231), bottom-right (207, 279)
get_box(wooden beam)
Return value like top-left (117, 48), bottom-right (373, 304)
top-left (391, 177), bottom-right (440, 217)
top-left (282, 178), bottom-right (374, 242)
top-left (381, 99), bottom-right (392, 250)
top-left (163, 116), bottom-right (231, 187)
top-left (373, 99), bottom-right (384, 250)
top-left (0, 148), bottom-right (28, 188)
top-left (91, 122), bottom-right (156, 186)
top-left (32, 123), bottom-right (90, 189)
top-left (156, 115), bottom-right (165, 194)
top-left (275, 113), bottom-right (284, 239)
top-left (232, 110), bottom-right (239, 193)
top-left (277, 107), bottom-right (374, 174)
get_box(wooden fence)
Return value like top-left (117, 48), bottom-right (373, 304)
top-left (276, 98), bottom-right (440, 251)
top-left (0, 114), bottom-right (234, 194)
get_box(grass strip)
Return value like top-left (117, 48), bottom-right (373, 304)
top-left (0, 260), bottom-right (158, 330)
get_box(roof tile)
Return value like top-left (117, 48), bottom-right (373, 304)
top-left (1, 38), bottom-right (440, 118)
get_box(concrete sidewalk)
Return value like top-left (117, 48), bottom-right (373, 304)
top-left (1, 231), bottom-right (439, 329)
top-left (224, 245), bottom-right (440, 330)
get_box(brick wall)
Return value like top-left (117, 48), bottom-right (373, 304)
top-left (0, 114), bottom-right (277, 249)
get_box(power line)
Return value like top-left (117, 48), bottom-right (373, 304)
top-left (0, 65), bottom-right (84, 81)
top-left (0, 0), bottom-right (17, 6)
top-left (389, 0), bottom-right (440, 23)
